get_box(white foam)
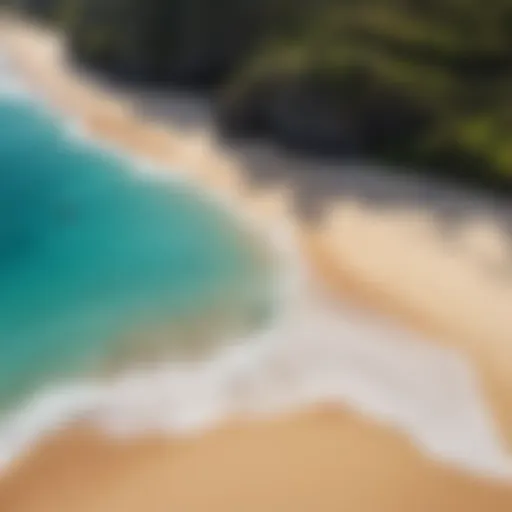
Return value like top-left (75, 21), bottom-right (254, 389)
top-left (1, 295), bottom-right (511, 480)
top-left (0, 48), bottom-right (511, 483)
top-left (0, 54), bottom-right (30, 100)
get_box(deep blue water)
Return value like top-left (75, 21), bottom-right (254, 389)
top-left (0, 92), bottom-right (274, 408)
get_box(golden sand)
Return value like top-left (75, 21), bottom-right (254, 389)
top-left (1, 410), bottom-right (512, 512)
top-left (1, 16), bottom-right (512, 511)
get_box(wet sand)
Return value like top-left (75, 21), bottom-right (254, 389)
top-left (2, 410), bottom-right (512, 512)
top-left (1, 15), bottom-right (512, 511)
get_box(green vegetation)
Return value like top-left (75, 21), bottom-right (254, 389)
top-left (14, 0), bottom-right (512, 185)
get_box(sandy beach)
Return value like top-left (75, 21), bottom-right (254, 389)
top-left (2, 411), bottom-right (512, 512)
top-left (1, 14), bottom-right (512, 511)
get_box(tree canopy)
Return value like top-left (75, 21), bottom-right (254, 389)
top-left (14, 0), bottom-right (512, 184)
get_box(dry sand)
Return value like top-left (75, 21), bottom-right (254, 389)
top-left (1, 16), bottom-right (512, 511)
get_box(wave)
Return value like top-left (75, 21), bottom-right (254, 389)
top-left (0, 49), bottom-right (511, 483)
top-left (2, 295), bottom-right (511, 481)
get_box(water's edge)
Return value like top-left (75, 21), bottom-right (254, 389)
top-left (1, 31), bottom-right (512, 484)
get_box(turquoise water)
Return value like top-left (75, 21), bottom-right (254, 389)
top-left (0, 93), bottom-right (274, 409)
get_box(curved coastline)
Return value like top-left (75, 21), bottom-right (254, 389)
top-left (0, 16), bottom-right (302, 469)
top-left (1, 14), bottom-right (512, 512)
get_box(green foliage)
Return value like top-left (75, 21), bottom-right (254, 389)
top-left (222, 0), bottom-right (512, 179)
top-left (16, 0), bottom-right (512, 182)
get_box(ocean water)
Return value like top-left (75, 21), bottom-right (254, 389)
top-left (0, 71), bottom-right (276, 410)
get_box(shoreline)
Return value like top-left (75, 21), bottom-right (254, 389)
top-left (2, 15), bottom-right (512, 511)
top-left (48, 20), bottom-right (512, 442)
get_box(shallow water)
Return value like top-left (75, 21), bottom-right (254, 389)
top-left (0, 73), bottom-right (275, 409)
